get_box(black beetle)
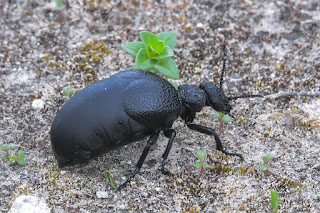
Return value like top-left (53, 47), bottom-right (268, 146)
top-left (50, 59), bottom-right (261, 190)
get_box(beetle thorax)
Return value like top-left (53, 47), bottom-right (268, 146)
top-left (178, 84), bottom-right (206, 113)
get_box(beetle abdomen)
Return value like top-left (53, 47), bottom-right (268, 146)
top-left (51, 72), bottom-right (148, 167)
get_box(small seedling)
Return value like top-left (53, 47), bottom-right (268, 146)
top-left (259, 154), bottom-right (276, 175)
top-left (122, 31), bottom-right (179, 79)
top-left (211, 112), bottom-right (232, 127)
top-left (64, 87), bottom-right (80, 102)
top-left (194, 150), bottom-right (213, 180)
top-left (54, 0), bottom-right (66, 10)
top-left (0, 144), bottom-right (26, 165)
top-left (270, 190), bottom-right (279, 213)
top-left (102, 170), bottom-right (123, 190)
top-left (194, 67), bottom-right (202, 74)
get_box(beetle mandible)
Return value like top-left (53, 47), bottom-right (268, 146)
top-left (50, 58), bottom-right (261, 190)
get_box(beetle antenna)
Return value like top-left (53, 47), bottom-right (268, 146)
top-left (219, 58), bottom-right (227, 88)
top-left (228, 94), bottom-right (263, 100)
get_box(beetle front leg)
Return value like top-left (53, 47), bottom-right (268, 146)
top-left (186, 121), bottom-right (243, 160)
top-left (161, 129), bottom-right (176, 175)
top-left (117, 131), bottom-right (160, 191)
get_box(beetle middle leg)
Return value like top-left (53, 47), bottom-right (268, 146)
top-left (185, 114), bottom-right (243, 160)
top-left (117, 131), bottom-right (160, 191)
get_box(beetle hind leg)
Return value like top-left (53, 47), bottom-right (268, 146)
top-left (117, 131), bottom-right (160, 191)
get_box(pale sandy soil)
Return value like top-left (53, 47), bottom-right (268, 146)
top-left (1, 0), bottom-right (320, 212)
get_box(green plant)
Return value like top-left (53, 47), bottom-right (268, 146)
top-left (122, 31), bottom-right (179, 79)
top-left (270, 190), bottom-right (279, 213)
top-left (211, 112), bottom-right (232, 127)
top-left (0, 144), bottom-right (26, 165)
top-left (54, 0), bottom-right (66, 10)
top-left (102, 170), bottom-right (123, 190)
top-left (194, 67), bottom-right (202, 74)
top-left (194, 150), bottom-right (213, 180)
top-left (64, 87), bottom-right (80, 102)
top-left (259, 154), bottom-right (276, 175)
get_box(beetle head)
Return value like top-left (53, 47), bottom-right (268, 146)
top-left (199, 81), bottom-right (232, 115)
top-left (199, 58), bottom-right (262, 116)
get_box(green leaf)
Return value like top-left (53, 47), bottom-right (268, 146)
top-left (0, 144), bottom-right (5, 151)
top-left (64, 87), bottom-right (72, 96)
top-left (10, 156), bottom-right (16, 164)
top-left (151, 46), bottom-right (174, 60)
top-left (102, 172), bottom-right (120, 190)
top-left (56, 0), bottom-right (63, 7)
top-left (17, 150), bottom-right (25, 159)
top-left (140, 31), bottom-right (160, 57)
top-left (156, 32), bottom-right (177, 50)
top-left (0, 153), bottom-right (6, 159)
top-left (270, 190), bottom-right (279, 213)
top-left (260, 164), bottom-right (268, 171)
top-left (195, 162), bottom-right (203, 169)
top-left (262, 154), bottom-right (273, 164)
top-left (17, 159), bottom-right (26, 165)
top-left (197, 150), bottom-right (206, 161)
top-left (153, 58), bottom-right (179, 79)
top-left (203, 164), bottom-right (214, 169)
top-left (218, 112), bottom-right (225, 119)
top-left (150, 40), bottom-right (164, 55)
top-left (135, 48), bottom-right (157, 69)
top-left (170, 81), bottom-right (179, 90)
top-left (194, 67), bottom-right (202, 73)
top-left (109, 176), bottom-right (117, 190)
top-left (121, 42), bottom-right (144, 57)
top-left (222, 114), bottom-right (232, 122)
top-left (211, 114), bottom-right (219, 120)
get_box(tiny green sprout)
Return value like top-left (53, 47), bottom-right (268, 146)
top-left (54, 0), bottom-right (66, 10)
top-left (64, 87), bottom-right (79, 102)
top-left (194, 67), bottom-right (202, 74)
top-left (260, 154), bottom-right (276, 175)
top-left (102, 170), bottom-right (123, 190)
top-left (270, 190), bottom-right (279, 213)
top-left (0, 143), bottom-right (18, 158)
top-left (0, 144), bottom-right (26, 165)
top-left (259, 164), bottom-right (269, 171)
top-left (262, 154), bottom-right (273, 164)
top-left (16, 150), bottom-right (26, 165)
top-left (194, 150), bottom-right (213, 180)
top-left (211, 112), bottom-right (232, 127)
top-left (122, 31), bottom-right (179, 80)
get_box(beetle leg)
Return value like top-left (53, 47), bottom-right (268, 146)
top-left (161, 129), bottom-right (176, 175)
top-left (117, 131), bottom-right (160, 191)
top-left (186, 120), bottom-right (243, 160)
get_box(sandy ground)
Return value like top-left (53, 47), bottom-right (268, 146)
top-left (1, 0), bottom-right (320, 212)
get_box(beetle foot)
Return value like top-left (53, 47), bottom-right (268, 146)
top-left (161, 167), bottom-right (172, 176)
top-left (116, 167), bottom-right (140, 191)
top-left (221, 150), bottom-right (243, 161)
